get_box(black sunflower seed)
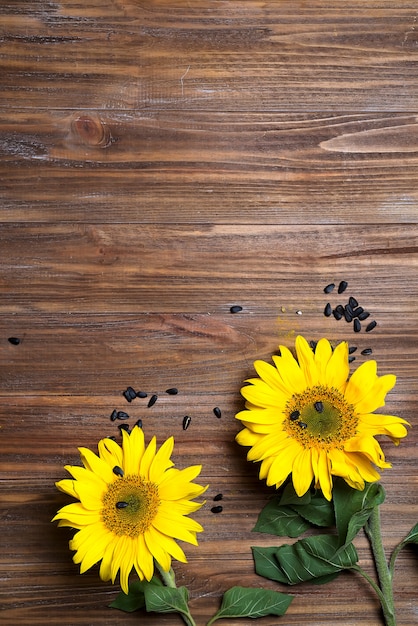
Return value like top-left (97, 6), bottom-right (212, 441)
top-left (353, 319), bottom-right (361, 333)
top-left (165, 387), bottom-right (178, 395)
top-left (213, 407), bottom-right (222, 419)
top-left (344, 307), bottom-right (353, 323)
top-left (335, 305), bottom-right (345, 314)
top-left (324, 283), bottom-right (335, 294)
top-left (358, 310), bottom-right (370, 321)
top-left (349, 356), bottom-right (356, 363)
top-left (113, 465), bottom-right (124, 477)
top-left (324, 302), bottom-right (332, 317)
top-left (338, 280), bottom-right (348, 294)
top-left (116, 501), bottom-right (129, 509)
top-left (136, 391), bottom-right (148, 398)
top-left (361, 348), bottom-right (373, 355)
top-left (230, 305), bottom-right (243, 314)
top-left (211, 505), bottom-right (223, 514)
top-left (213, 493), bottom-right (223, 501)
top-left (182, 415), bottom-right (191, 430)
top-left (8, 337), bottom-right (20, 345)
top-left (123, 387), bottom-right (136, 402)
top-left (148, 394), bottom-right (158, 408)
top-left (110, 409), bottom-right (118, 422)
top-left (366, 320), bottom-right (377, 332)
top-left (298, 421), bottom-right (308, 429)
top-left (349, 296), bottom-right (358, 309)
top-left (134, 419), bottom-right (143, 428)
top-left (314, 401), bottom-right (323, 413)
top-left (309, 340), bottom-right (317, 350)
top-left (351, 306), bottom-right (364, 318)
top-left (333, 309), bottom-right (343, 321)
top-left (118, 424), bottom-right (131, 434)
top-left (116, 411), bottom-right (129, 420)
top-left (290, 410), bottom-right (300, 421)
top-left (348, 346), bottom-right (357, 354)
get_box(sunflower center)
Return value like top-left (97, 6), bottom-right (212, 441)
top-left (102, 475), bottom-right (160, 538)
top-left (285, 384), bottom-right (358, 449)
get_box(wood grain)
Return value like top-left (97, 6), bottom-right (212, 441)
top-left (1, 1), bottom-right (417, 625)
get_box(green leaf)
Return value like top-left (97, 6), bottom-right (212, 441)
top-left (209, 586), bottom-right (293, 623)
top-left (144, 584), bottom-right (190, 617)
top-left (253, 534), bottom-right (358, 585)
top-left (279, 482), bottom-right (312, 507)
top-left (291, 491), bottom-right (335, 528)
top-left (109, 577), bottom-right (163, 612)
top-left (333, 479), bottom-right (385, 548)
top-left (399, 522), bottom-right (418, 547)
top-left (253, 498), bottom-right (311, 538)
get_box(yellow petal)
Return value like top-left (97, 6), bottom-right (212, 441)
top-left (139, 436), bottom-right (157, 478)
top-left (325, 341), bottom-right (349, 391)
top-left (345, 360), bottom-right (378, 405)
top-left (344, 452), bottom-right (381, 483)
top-left (99, 534), bottom-right (119, 582)
top-left (148, 437), bottom-right (175, 484)
top-left (292, 449), bottom-right (314, 497)
top-left (78, 447), bottom-right (114, 484)
top-left (235, 428), bottom-right (262, 448)
top-left (136, 533), bottom-right (154, 582)
top-left (253, 360), bottom-right (291, 400)
top-left (241, 380), bottom-right (287, 410)
top-left (272, 346), bottom-right (306, 394)
top-left (295, 335), bottom-right (319, 387)
top-left (314, 338), bottom-right (333, 379)
top-left (122, 426), bottom-right (145, 475)
top-left (312, 449), bottom-right (332, 501)
top-left (52, 502), bottom-right (100, 526)
top-left (98, 437), bottom-right (123, 469)
top-left (149, 527), bottom-right (188, 563)
top-left (55, 478), bottom-right (78, 498)
top-left (246, 431), bottom-right (290, 462)
top-left (354, 374), bottom-right (396, 414)
top-left (144, 526), bottom-right (172, 572)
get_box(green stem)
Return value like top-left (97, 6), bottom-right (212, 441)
top-left (363, 505), bottom-right (396, 626)
top-left (154, 563), bottom-right (197, 626)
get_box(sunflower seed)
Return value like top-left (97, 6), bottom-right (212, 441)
top-left (230, 305), bottom-right (243, 314)
top-left (349, 356), bottom-right (356, 363)
top-left (324, 302), bottom-right (332, 317)
top-left (348, 346), bottom-right (357, 354)
top-left (8, 337), bottom-right (20, 345)
top-left (148, 394), bottom-right (158, 408)
top-left (338, 280), bottom-right (348, 294)
top-left (344, 308), bottom-right (353, 323)
top-left (116, 411), bottom-right (129, 420)
top-left (314, 401), bottom-right (323, 413)
top-left (116, 501), bottom-right (129, 509)
top-left (113, 465), bottom-right (124, 477)
top-left (123, 387), bottom-right (137, 402)
top-left (349, 296), bottom-right (358, 308)
top-left (165, 387), bottom-right (178, 395)
top-left (183, 415), bottom-right (191, 430)
top-left (358, 310), bottom-right (370, 321)
top-left (298, 421), bottom-right (308, 429)
top-left (213, 493), bottom-right (223, 501)
top-left (361, 348), bottom-right (373, 355)
top-left (309, 340), bottom-right (317, 350)
top-left (353, 319), bottom-right (361, 333)
top-left (213, 407), bottom-right (222, 419)
top-left (290, 410), bottom-right (300, 421)
top-left (333, 309), bottom-right (343, 321)
top-left (351, 306), bottom-right (364, 317)
top-left (134, 419), bottom-right (143, 428)
top-left (366, 320), bottom-right (377, 332)
top-left (324, 283), bottom-right (335, 294)
top-left (110, 409), bottom-right (118, 421)
top-left (211, 505), bottom-right (223, 514)
top-left (136, 391), bottom-right (148, 398)
top-left (118, 424), bottom-right (130, 434)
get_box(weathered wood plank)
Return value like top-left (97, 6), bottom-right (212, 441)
top-left (1, 1), bottom-right (418, 111)
top-left (0, 223), bottom-right (417, 313)
top-left (1, 110), bottom-right (418, 223)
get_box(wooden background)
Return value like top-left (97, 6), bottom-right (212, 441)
top-left (1, 1), bottom-right (417, 624)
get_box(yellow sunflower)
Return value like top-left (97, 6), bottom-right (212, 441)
top-left (236, 335), bottom-right (409, 501)
top-left (53, 426), bottom-right (207, 593)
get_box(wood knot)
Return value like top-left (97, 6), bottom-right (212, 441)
top-left (70, 113), bottom-right (112, 148)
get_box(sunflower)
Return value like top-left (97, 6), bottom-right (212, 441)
top-left (53, 426), bottom-right (207, 593)
top-left (235, 335), bottom-right (409, 501)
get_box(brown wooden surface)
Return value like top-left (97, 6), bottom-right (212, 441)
top-left (0, 1), bottom-right (417, 625)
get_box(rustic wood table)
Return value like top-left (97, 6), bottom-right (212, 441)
top-left (1, 2), bottom-right (417, 625)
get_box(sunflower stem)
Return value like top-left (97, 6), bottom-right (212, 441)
top-left (155, 563), bottom-right (197, 626)
top-left (363, 505), bottom-right (397, 626)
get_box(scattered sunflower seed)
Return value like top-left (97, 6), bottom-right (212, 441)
top-left (118, 424), bottom-right (131, 434)
top-left (323, 283), bottom-right (335, 294)
top-left (230, 305), bottom-right (243, 314)
top-left (182, 415), bottom-right (191, 430)
top-left (213, 493), bottom-right (223, 501)
top-left (349, 356), bottom-right (356, 363)
top-left (333, 309), bottom-right (343, 321)
top-left (165, 387), bottom-right (178, 395)
top-left (324, 302), bottom-right (332, 317)
top-left (211, 505), bottom-right (223, 514)
top-left (338, 280), bottom-right (348, 294)
top-left (110, 409), bottom-right (118, 422)
top-left (123, 387), bottom-right (137, 402)
top-left (136, 391), bottom-right (148, 398)
top-left (349, 296), bottom-right (358, 309)
top-left (116, 411), bottom-right (129, 420)
top-left (348, 346), bottom-right (357, 354)
top-left (358, 310), bottom-right (370, 321)
top-left (213, 407), bottom-right (222, 419)
top-left (361, 348), bottom-right (373, 355)
top-left (366, 320), bottom-right (377, 332)
top-left (113, 465), bottom-right (124, 477)
top-left (353, 319), bottom-right (361, 333)
top-left (8, 337), bottom-right (20, 345)
top-left (134, 418), bottom-right (143, 428)
top-left (147, 394), bottom-right (158, 408)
